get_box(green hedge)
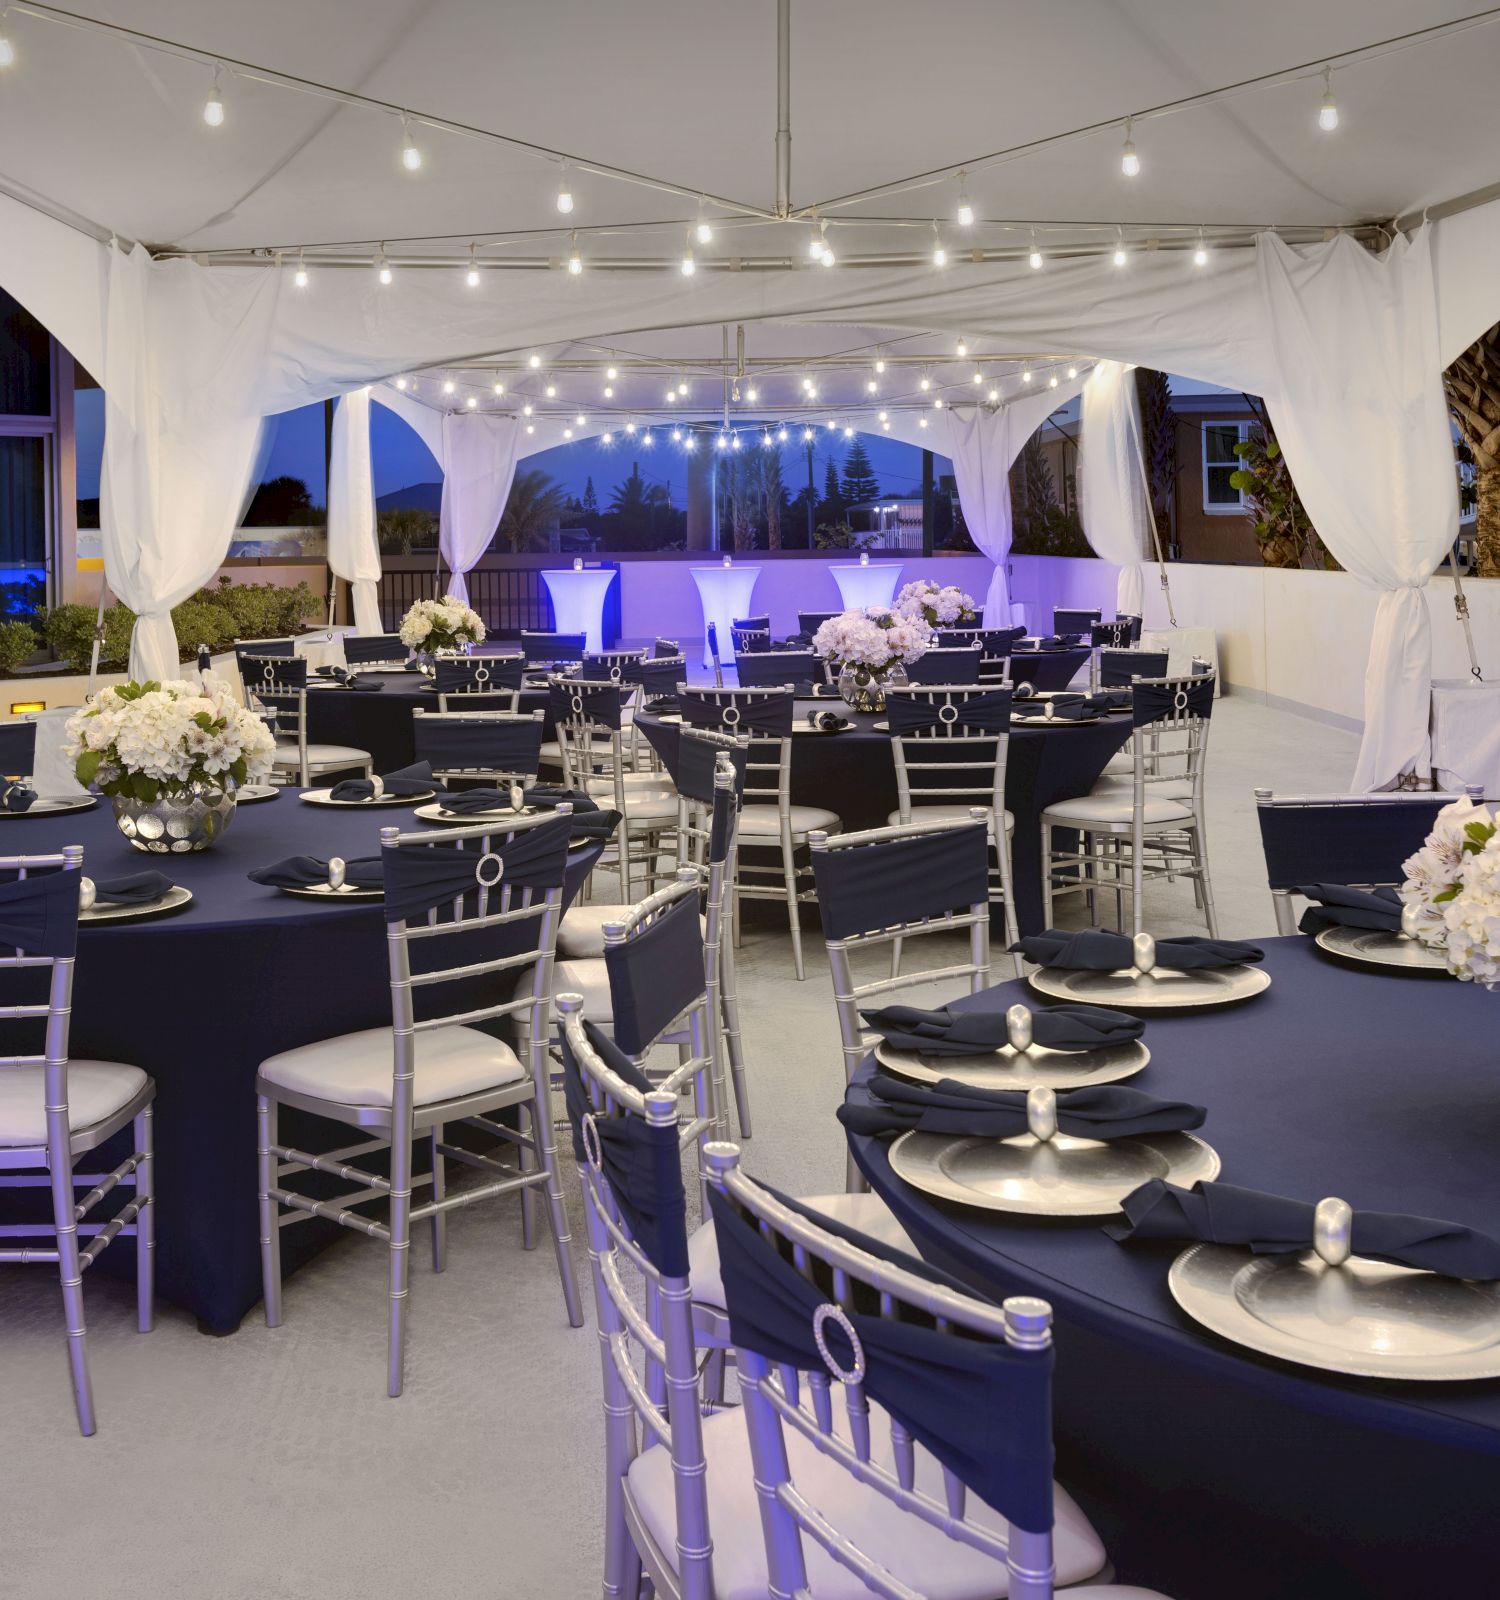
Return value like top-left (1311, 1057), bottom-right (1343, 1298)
top-left (44, 580), bottom-right (320, 674)
top-left (0, 620), bottom-right (39, 677)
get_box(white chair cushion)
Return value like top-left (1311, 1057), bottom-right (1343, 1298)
top-left (1101, 752), bottom-right (1133, 776)
top-left (627, 1397), bottom-right (1107, 1600)
top-left (558, 904), bottom-right (706, 960)
top-left (258, 1024), bottom-right (524, 1109)
top-left (688, 1191), bottom-right (914, 1312)
top-left (616, 791), bottom-right (679, 822)
top-left (1042, 793), bottom-right (1193, 828)
top-left (551, 958), bottom-right (613, 1023)
top-left (539, 741), bottom-right (565, 761)
top-left (886, 804), bottom-right (1014, 833)
top-left (273, 742), bottom-right (371, 769)
top-left (0, 1061), bottom-right (148, 1146)
top-left (1090, 774), bottom-right (1196, 801)
top-left (738, 804), bottom-right (841, 838)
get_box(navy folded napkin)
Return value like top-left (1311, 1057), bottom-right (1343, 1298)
top-left (90, 870), bottom-right (174, 906)
top-left (838, 1075), bottom-right (1206, 1142)
top-left (247, 855), bottom-right (384, 890)
top-left (1024, 634), bottom-right (1083, 650)
top-left (1, 782), bottom-right (36, 813)
top-left (1031, 695), bottom-right (1107, 722)
top-left (1011, 928), bottom-right (1264, 971)
top-left (860, 1001), bottom-right (1144, 1056)
top-left (329, 762), bottom-right (439, 802)
top-left (1106, 1179), bottom-right (1500, 1281)
top-left (1296, 883), bottom-right (1403, 935)
top-left (438, 787), bottom-right (522, 815)
top-left (806, 709), bottom-right (851, 732)
top-left (522, 788), bottom-right (621, 841)
top-left (314, 666), bottom-right (380, 690)
top-left (1013, 682), bottom-right (1037, 699)
top-left (403, 659), bottom-right (425, 672)
top-left (1093, 688), bottom-right (1133, 712)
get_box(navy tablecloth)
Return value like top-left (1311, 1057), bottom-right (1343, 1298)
top-left (1006, 644), bottom-right (1092, 693)
top-left (305, 680), bottom-right (550, 772)
top-left (636, 701), bottom-right (1131, 934)
top-left (844, 937), bottom-right (1500, 1598)
top-left (0, 793), bottom-right (598, 1330)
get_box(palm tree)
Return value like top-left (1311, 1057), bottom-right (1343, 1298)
top-left (1444, 322), bottom-right (1500, 575)
top-left (497, 468), bottom-right (569, 553)
top-left (762, 446), bottom-right (784, 551)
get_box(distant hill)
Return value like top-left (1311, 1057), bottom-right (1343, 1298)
top-left (377, 481), bottom-right (443, 513)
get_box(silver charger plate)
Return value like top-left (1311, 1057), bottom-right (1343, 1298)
top-left (300, 787), bottom-right (437, 807)
top-left (1314, 924), bottom-right (1451, 974)
top-left (279, 882), bottom-right (384, 900)
top-left (652, 712), bottom-right (682, 724)
top-left (874, 1037), bottom-right (1149, 1090)
top-left (1028, 963), bottom-right (1270, 1011)
top-left (0, 794), bottom-right (97, 818)
top-left (412, 800), bottom-right (532, 825)
top-left (1168, 1243), bottom-right (1500, 1381)
top-left (889, 1127), bottom-right (1220, 1217)
top-left (235, 784), bottom-right (280, 804)
top-left (1013, 713), bottom-right (1101, 728)
top-left (79, 885), bottom-right (193, 923)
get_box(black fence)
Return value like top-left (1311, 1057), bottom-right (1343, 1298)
top-left (377, 563), bottom-right (552, 639)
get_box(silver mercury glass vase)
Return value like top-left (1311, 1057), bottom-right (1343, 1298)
top-left (112, 782), bottom-right (238, 853)
top-left (837, 660), bottom-right (908, 714)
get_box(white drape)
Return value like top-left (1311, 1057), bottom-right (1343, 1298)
top-left (1079, 361), bottom-right (1151, 617)
top-left (1253, 232), bottom-right (1459, 789)
top-left (99, 246), bottom-right (272, 681)
top-left (327, 388), bottom-right (382, 634)
top-left (437, 413), bottom-right (524, 606)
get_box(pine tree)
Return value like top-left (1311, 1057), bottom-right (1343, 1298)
top-left (582, 476), bottom-right (598, 515)
top-left (819, 458), bottom-right (845, 523)
top-left (608, 463), bottom-right (648, 518)
top-left (841, 437), bottom-right (880, 504)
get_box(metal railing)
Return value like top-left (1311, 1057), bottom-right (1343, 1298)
top-left (377, 561), bottom-right (552, 638)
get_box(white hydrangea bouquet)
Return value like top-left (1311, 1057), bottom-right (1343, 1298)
top-left (895, 579), bottom-right (978, 629)
top-left (811, 607), bottom-right (932, 673)
top-left (398, 596), bottom-right (486, 655)
top-left (1399, 794), bottom-right (1500, 988)
top-left (65, 676), bottom-right (276, 801)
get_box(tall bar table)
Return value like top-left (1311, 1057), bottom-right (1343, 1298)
top-left (830, 557), bottom-right (903, 612)
top-left (690, 561), bottom-right (761, 668)
top-left (541, 564), bottom-right (617, 653)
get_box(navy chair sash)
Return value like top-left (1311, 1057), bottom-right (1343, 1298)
top-left (709, 785), bottom-right (736, 865)
top-left (0, 721), bottom-right (38, 779)
top-left (523, 632), bottom-right (586, 664)
top-left (887, 688), bottom-right (1012, 737)
top-left (0, 868), bottom-right (80, 957)
top-left (603, 890), bottom-right (706, 1056)
top-left (731, 614), bottom-right (770, 633)
top-left (677, 730), bottom-right (747, 805)
top-left (1099, 650), bottom-right (1169, 688)
top-left (381, 814), bottom-right (573, 922)
top-left (234, 638), bottom-right (295, 663)
top-left (434, 656), bottom-right (524, 694)
top-left (413, 716), bottom-right (544, 774)
top-left (679, 689), bottom-right (793, 738)
top-left (550, 679), bottom-right (623, 731)
top-left (653, 637), bottom-right (680, 658)
top-left (736, 651), bottom-right (818, 693)
top-left (243, 653), bottom-right (308, 688)
top-left (342, 634), bottom-right (406, 665)
top-left (561, 1019), bottom-right (689, 1277)
top-left (813, 823), bottom-right (990, 942)
top-left (706, 1184), bottom-right (1056, 1530)
top-left (1257, 800), bottom-right (1452, 890)
top-left (1133, 676), bottom-right (1214, 728)
top-left (628, 656), bottom-right (687, 702)
top-left (905, 647), bottom-right (983, 686)
top-left (1089, 621), bottom-right (1133, 650)
top-left (1053, 608), bottom-right (1101, 635)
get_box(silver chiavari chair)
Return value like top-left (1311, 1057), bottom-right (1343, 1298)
top-left (581, 648), bottom-right (648, 683)
top-left (551, 678), bottom-right (676, 904)
top-left (1042, 670), bottom-right (1218, 936)
top-left (701, 1146), bottom-right (1162, 1600)
top-left (255, 810), bottom-right (584, 1397)
top-left (1255, 787), bottom-right (1482, 935)
top-left (433, 654), bottom-right (524, 712)
top-left (653, 636), bottom-right (681, 658)
top-left (796, 609), bottom-right (838, 638)
top-left (1087, 623), bottom-right (1139, 690)
top-left (678, 684), bottom-right (842, 981)
top-left (623, 653), bottom-right (689, 777)
top-left (341, 632), bottom-right (408, 666)
top-left (810, 815), bottom-right (992, 1189)
top-left (735, 648), bottom-right (820, 693)
top-left (1052, 607), bottom-right (1102, 637)
top-left (704, 621), bottom-right (726, 688)
top-left (521, 629), bottom-right (587, 669)
top-left (905, 645), bottom-right (984, 685)
top-left (885, 683), bottom-right (1022, 973)
top-left (411, 707), bottom-right (544, 789)
top-left (0, 847), bottom-right (155, 1435)
top-left (245, 654), bottom-right (374, 788)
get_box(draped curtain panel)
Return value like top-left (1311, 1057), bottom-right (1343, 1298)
top-left (326, 388), bottom-right (382, 634)
top-left (1079, 360), bottom-right (1151, 617)
top-left (437, 412), bottom-right (523, 607)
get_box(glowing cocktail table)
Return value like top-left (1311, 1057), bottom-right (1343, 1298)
top-left (690, 563), bottom-right (762, 668)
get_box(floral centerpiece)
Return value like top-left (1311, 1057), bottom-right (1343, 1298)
top-left (398, 596), bottom-right (486, 660)
top-left (895, 579), bottom-right (978, 630)
top-left (1399, 794), bottom-right (1500, 987)
top-left (65, 677), bottom-right (276, 852)
top-left (811, 606), bottom-right (932, 712)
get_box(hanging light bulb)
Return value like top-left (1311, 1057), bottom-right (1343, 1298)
top-left (642, 430), bottom-right (654, 446)
top-left (1120, 115), bottom-right (1140, 178)
top-left (442, 378), bottom-right (456, 394)
top-left (665, 388), bottom-right (676, 404)
top-left (466, 396), bottom-right (478, 409)
top-left (972, 370), bottom-right (983, 385)
top-left (606, 365), bottom-right (618, 380)
top-left (761, 431), bottom-right (773, 448)
top-left (1048, 373), bottom-right (1059, 389)
top-left (988, 387), bottom-right (1000, 403)
top-left (603, 385), bottom-right (614, 398)
top-left (731, 433), bottom-right (742, 450)
top-left (819, 232), bottom-right (836, 268)
top-left (203, 64), bottom-right (225, 127)
top-left (918, 417), bottom-right (929, 430)
top-left (933, 397), bottom-right (945, 409)
top-left (564, 427), bottom-right (574, 439)
top-left (956, 338), bottom-right (969, 358)
top-left (0, 10), bottom-right (16, 68)
top-left (955, 169), bottom-right (974, 228)
top-left (1021, 368), bottom-right (1032, 383)
top-left (567, 232), bottom-right (583, 275)
top-left (801, 375), bottom-right (814, 393)
top-left (919, 374), bottom-right (932, 392)
top-left (375, 248), bottom-right (393, 286)
top-left (680, 231), bottom-right (696, 276)
top-left (575, 412), bottom-right (587, 425)
top-left (875, 355), bottom-right (886, 374)
top-left (746, 385), bottom-right (759, 402)
top-left (806, 383), bottom-right (818, 399)
top-left (1112, 228), bottom-right (1128, 268)
top-left (802, 427), bottom-right (814, 442)
top-left (545, 384), bottom-right (557, 398)
top-left (1067, 365), bottom-right (1078, 379)
top-left (842, 426), bottom-right (854, 439)
top-left (525, 423), bottom-right (535, 435)
top-left (601, 430), bottom-right (613, 444)
top-left (523, 402), bottom-right (534, 416)
top-left (293, 250), bottom-right (309, 289)
top-left (931, 223), bottom-right (947, 268)
top-left (465, 244), bottom-right (480, 288)
top-left (1318, 66), bottom-right (1339, 132)
top-left (866, 378), bottom-right (878, 394)
top-left (492, 381), bottom-right (505, 395)
top-left (400, 114), bottom-right (422, 172)
top-left (882, 420), bottom-right (891, 431)
top-left (395, 376), bottom-right (409, 391)
top-left (808, 221), bottom-right (826, 262)
top-left (528, 353), bottom-right (542, 369)
top-left (715, 432), bottom-right (728, 451)
top-left (777, 427), bottom-right (788, 442)
top-left (1028, 230), bottom-right (1044, 270)
top-left (672, 428), bottom-right (684, 442)
top-left (696, 200), bottom-right (714, 244)
top-left (878, 410), bottom-right (888, 422)
top-left (556, 163), bottom-right (574, 213)
top-left (1193, 228), bottom-right (1209, 267)
top-left (684, 435), bottom-right (697, 452)
top-left (625, 422), bottom-right (636, 434)
top-left (678, 377), bottom-right (690, 396)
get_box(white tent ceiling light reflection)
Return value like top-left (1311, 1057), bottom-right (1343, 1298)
top-left (1, 1), bottom-right (1499, 789)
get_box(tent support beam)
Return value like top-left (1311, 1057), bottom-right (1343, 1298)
top-left (775, 0), bottom-right (792, 219)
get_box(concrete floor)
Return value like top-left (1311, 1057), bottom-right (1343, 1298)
top-left (1, 695), bottom-right (1359, 1599)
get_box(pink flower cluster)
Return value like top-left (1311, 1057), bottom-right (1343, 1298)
top-left (895, 580), bottom-right (977, 628)
top-left (812, 607), bottom-right (932, 670)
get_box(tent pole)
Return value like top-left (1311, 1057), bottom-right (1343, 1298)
top-left (86, 580), bottom-right (109, 701)
top-left (775, 0), bottom-right (791, 218)
top-left (1127, 383), bottom-right (1178, 627)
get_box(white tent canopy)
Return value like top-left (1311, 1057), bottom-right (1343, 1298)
top-left (1, 1), bottom-right (1498, 788)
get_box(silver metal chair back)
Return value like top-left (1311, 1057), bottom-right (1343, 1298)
top-left (653, 637), bottom-right (680, 658)
top-left (1254, 786), bottom-right (1482, 935)
top-left (1124, 670), bottom-right (1214, 809)
top-left (735, 648), bottom-right (819, 693)
top-left (730, 625), bottom-right (772, 656)
top-left (411, 707), bottom-right (544, 787)
top-left (704, 1143), bottom-right (1059, 1600)
top-left (1052, 607), bottom-right (1101, 636)
top-left (254, 682), bottom-right (313, 785)
top-left (1098, 648), bottom-right (1170, 690)
top-left (581, 649), bottom-right (648, 682)
top-left (434, 654), bottom-right (522, 712)
top-left (557, 998), bottom-right (713, 1600)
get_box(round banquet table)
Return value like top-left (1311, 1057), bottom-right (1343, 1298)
top-left (303, 674), bottom-right (550, 773)
top-left (0, 792), bottom-right (601, 1332)
top-left (843, 937), bottom-right (1500, 1599)
top-left (635, 699), bottom-right (1132, 935)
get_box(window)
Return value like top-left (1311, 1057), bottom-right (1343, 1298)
top-left (1202, 421), bottom-right (1249, 513)
top-left (0, 289), bottom-right (54, 617)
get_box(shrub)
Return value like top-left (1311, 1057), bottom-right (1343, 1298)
top-left (195, 576), bottom-right (320, 639)
top-left (0, 620), bottom-right (39, 677)
top-left (46, 603), bottom-right (134, 674)
top-left (169, 598), bottom-right (239, 658)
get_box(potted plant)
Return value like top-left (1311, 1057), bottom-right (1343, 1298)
top-left (65, 677), bottom-right (276, 852)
